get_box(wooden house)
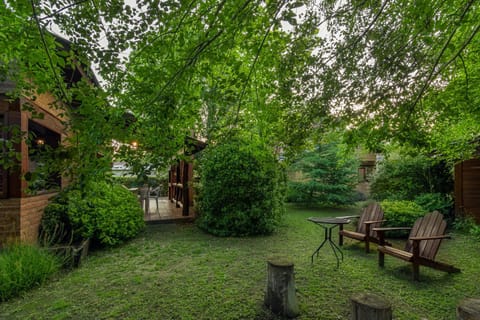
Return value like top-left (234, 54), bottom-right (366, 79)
top-left (168, 137), bottom-right (207, 216)
top-left (0, 34), bottom-right (98, 246)
top-left (356, 151), bottom-right (377, 197)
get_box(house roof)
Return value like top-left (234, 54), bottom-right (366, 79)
top-left (0, 32), bottom-right (100, 95)
top-left (184, 136), bottom-right (207, 156)
top-left (52, 32), bottom-right (100, 88)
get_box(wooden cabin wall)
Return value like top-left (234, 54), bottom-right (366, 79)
top-left (168, 160), bottom-right (194, 216)
top-left (455, 159), bottom-right (480, 223)
top-left (0, 93), bottom-right (65, 245)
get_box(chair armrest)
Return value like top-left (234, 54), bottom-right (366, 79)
top-left (373, 227), bottom-right (412, 232)
top-left (337, 215), bottom-right (360, 220)
top-left (364, 219), bottom-right (386, 225)
top-left (409, 234), bottom-right (451, 241)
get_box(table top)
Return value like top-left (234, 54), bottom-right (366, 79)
top-left (307, 217), bottom-right (351, 225)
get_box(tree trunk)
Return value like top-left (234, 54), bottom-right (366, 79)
top-left (350, 293), bottom-right (392, 320)
top-left (264, 258), bottom-right (299, 318)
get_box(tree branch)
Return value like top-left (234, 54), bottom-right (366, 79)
top-left (231, 0), bottom-right (289, 128)
top-left (409, 0), bottom-right (477, 114)
top-left (30, 0), bottom-right (69, 104)
top-left (39, 0), bottom-right (91, 21)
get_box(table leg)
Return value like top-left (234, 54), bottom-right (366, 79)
top-left (310, 223), bottom-right (346, 268)
top-left (339, 224), bottom-right (344, 246)
top-left (311, 225), bottom-right (328, 264)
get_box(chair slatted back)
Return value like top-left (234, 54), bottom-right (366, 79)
top-left (405, 211), bottom-right (446, 260)
top-left (357, 202), bottom-right (384, 238)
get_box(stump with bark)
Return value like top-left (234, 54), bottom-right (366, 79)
top-left (457, 298), bottom-right (480, 320)
top-left (264, 258), bottom-right (299, 318)
top-left (350, 292), bottom-right (392, 320)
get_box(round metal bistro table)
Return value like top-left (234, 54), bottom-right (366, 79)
top-left (307, 217), bottom-right (351, 268)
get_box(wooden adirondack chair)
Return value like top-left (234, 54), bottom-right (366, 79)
top-left (374, 211), bottom-right (460, 281)
top-left (338, 202), bottom-right (385, 253)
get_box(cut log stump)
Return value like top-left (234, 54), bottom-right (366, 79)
top-left (350, 293), bottom-right (392, 320)
top-left (457, 298), bottom-right (480, 320)
top-left (264, 258), bottom-right (299, 318)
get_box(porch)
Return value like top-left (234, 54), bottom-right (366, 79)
top-left (142, 196), bottom-right (195, 224)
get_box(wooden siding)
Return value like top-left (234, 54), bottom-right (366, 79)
top-left (168, 160), bottom-right (195, 216)
top-left (455, 159), bottom-right (480, 223)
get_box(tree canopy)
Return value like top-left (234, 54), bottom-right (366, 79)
top-left (1, 0), bottom-right (479, 179)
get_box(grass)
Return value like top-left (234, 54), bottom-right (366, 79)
top-left (0, 204), bottom-right (479, 319)
top-left (0, 244), bottom-right (61, 302)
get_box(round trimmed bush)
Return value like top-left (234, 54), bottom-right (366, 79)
top-left (41, 181), bottom-right (145, 246)
top-left (196, 137), bottom-right (285, 236)
top-left (381, 200), bottom-right (426, 237)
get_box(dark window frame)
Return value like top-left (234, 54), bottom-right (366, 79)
top-left (27, 119), bottom-right (61, 193)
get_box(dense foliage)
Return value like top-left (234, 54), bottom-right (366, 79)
top-left (413, 192), bottom-right (454, 216)
top-left (112, 175), bottom-right (166, 192)
top-left (0, 244), bottom-right (60, 302)
top-left (454, 217), bottom-right (480, 240)
top-left (311, 0), bottom-right (480, 161)
top-left (196, 137), bottom-right (285, 236)
top-left (41, 181), bottom-right (144, 246)
top-left (370, 155), bottom-right (453, 201)
top-left (287, 142), bottom-right (358, 206)
top-left (380, 200), bottom-right (426, 237)
top-left (2, 1), bottom-right (479, 180)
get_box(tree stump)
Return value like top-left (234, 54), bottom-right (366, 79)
top-left (264, 258), bottom-right (299, 318)
top-left (350, 293), bottom-right (392, 320)
top-left (457, 298), bottom-right (480, 320)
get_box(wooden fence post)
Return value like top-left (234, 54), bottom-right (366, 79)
top-left (264, 258), bottom-right (299, 318)
top-left (350, 293), bottom-right (392, 320)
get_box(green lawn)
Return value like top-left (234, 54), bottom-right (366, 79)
top-left (1, 205), bottom-right (479, 319)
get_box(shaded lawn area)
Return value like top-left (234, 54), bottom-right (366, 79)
top-left (1, 205), bottom-right (479, 320)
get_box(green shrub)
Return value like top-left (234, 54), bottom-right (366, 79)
top-left (196, 137), bottom-right (285, 236)
top-left (0, 244), bottom-right (60, 301)
top-left (370, 156), bottom-right (453, 201)
top-left (414, 193), bottom-right (453, 216)
top-left (470, 224), bottom-right (480, 240)
top-left (88, 182), bottom-right (145, 246)
top-left (453, 217), bottom-right (480, 240)
top-left (381, 200), bottom-right (426, 237)
top-left (41, 181), bottom-right (145, 246)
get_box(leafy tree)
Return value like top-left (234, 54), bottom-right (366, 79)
top-left (370, 155), bottom-right (453, 201)
top-left (2, 0), bottom-right (479, 199)
top-left (196, 135), bottom-right (285, 236)
top-left (287, 142), bottom-right (358, 206)
top-left (304, 0), bottom-right (480, 160)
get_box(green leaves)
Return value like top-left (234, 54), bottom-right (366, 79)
top-left (287, 142), bottom-right (359, 206)
top-left (3, 0), bottom-right (477, 193)
top-left (196, 136), bottom-right (284, 236)
top-left (41, 181), bottom-right (144, 246)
